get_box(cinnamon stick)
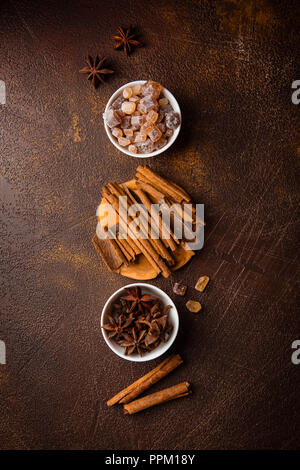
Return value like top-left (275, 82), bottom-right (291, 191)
top-left (106, 184), bottom-right (172, 278)
top-left (92, 234), bottom-right (127, 271)
top-left (102, 186), bottom-right (164, 276)
top-left (123, 382), bottom-right (191, 415)
top-left (135, 178), bottom-right (166, 202)
top-left (134, 186), bottom-right (179, 251)
top-left (136, 165), bottom-right (191, 203)
top-left (121, 184), bottom-right (175, 266)
top-left (107, 354), bottom-right (183, 406)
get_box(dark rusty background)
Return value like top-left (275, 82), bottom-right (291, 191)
top-left (0, 0), bottom-right (299, 450)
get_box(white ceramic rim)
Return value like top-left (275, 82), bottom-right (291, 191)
top-left (103, 80), bottom-right (181, 158)
top-left (100, 282), bottom-right (179, 362)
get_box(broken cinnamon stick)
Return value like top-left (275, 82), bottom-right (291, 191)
top-left (92, 234), bottom-right (127, 271)
top-left (123, 381), bottom-right (191, 415)
top-left (107, 354), bottom-right (183, 406)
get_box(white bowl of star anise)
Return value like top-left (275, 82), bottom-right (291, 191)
top-left (103, 80), bottom-right (181, 158)
top-left (101, 283), bottom-right (179, 362)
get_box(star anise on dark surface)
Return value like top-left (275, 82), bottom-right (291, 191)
top-left (79, 55), bottom-right (114, 88)
top-left (102, 313), bottom-right (133, 340)
top-left (121, 286), bottom-right (158, 313)
top-left (112, 26), bottom-right (143, 56)
top-left (119, 328), bottom-right (147, 355)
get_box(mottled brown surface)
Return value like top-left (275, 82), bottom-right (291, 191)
top-left (0, 0), bottom-right (299, 450)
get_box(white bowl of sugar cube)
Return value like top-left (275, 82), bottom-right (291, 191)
top-left (103, 80), bottom-right (181, 158)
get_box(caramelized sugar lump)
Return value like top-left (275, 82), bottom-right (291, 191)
top-left (104, 80), bottom-right (181, 154)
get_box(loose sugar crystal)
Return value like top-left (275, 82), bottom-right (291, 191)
top-left (128, 144), bottom-right (138, 153)
top-left (186, 300), bottom-right (202, 313)
top-left (105, 108), bottom-right (122, 128)
top-left (173, 282), bottom-right (187, 296)
top-left (142, 80), bottom-right (162, 99)
top-left (148, 126), bottom-right (162, 142)
top-left (195, 275), bottom-right (210, 292)
top-left (165, 111), bottom-right (181, 129)
top-left (123, 87), bottom-right (133, 99)
top-left (118, 136), bottom-right (131, 147)
top-left (146, 110), bottom-right (158, 124)
top-left (112, 127), bottom-right (123, 138)
top-left (121, 101), bottom-right (136, 115)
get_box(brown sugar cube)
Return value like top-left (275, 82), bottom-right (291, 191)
top-left (186, 300), bottom-right (202, 313)
top-left (157, 122), bottom-right (167, 133)
top-left (105, 108), bottom-right (122, 128)
top-left (141, 122), bottom-right (154, 135)
top-left (123, 87), bottom-right (133, 99)
top-left (129, 97), bottom-right (140, 103)
top-left (121, 101), bottom-right (136, 115)
top-left (139, 96), bottom-right (158, 114)
top-left (118, 136), bottom-right (131, 147)
top-left (142, 80), bottom-right (162, 99)
top-left (128, 144), bottom-right (138, 154)
top-left (159, 97), bottom-right (169, 106)
top-left (131, 115), bottom-right (144, 129)
top-left (134, 132), bottom-right (147, 143)
top-left (111, 127), bottom-right (123, 138)
top-left (146, 110), bottom-right (159, 124)
top-left (148, 126), bottom-right (162, 142)
top-left (155, 137), bottom-right (167, 150)
top-left (195, 275), bottom-right (210, 292)
top-left (132, 84), bottom-right (142, 95)
top-left (121, 116), bottom-right (131, 129)
top-left (124, 128), bottom-right (134, 137)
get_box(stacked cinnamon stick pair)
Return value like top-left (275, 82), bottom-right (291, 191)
top-left (92, 165), bottom-right (196, 277)
top-left (107, 354), bottom-right (191, 414)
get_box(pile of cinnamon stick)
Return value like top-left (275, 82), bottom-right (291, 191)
top-left (107, 354), bottom-right (191, 415)
top-left (92, 165), bottom-right (196, 277)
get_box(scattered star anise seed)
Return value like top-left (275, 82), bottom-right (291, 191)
top-left (112, 26), bottom-right (143, 56)
top-left (79, 55), bottom-right (114, 88)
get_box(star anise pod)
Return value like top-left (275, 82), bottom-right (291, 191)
top-left (121, 287), bottom-right (158, 313)
top-left (79, 55), bottom-right (114, 88)
top-left (102, 313), bottom-right (133, 340)
top-left (119, 328), bottom-right (147, 356)
top-left (112, 26), bottom-right (143, 56)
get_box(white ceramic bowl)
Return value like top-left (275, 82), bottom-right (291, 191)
top-left (100, 283), bottom-right (179, 362)
top-left (103, 80), bottom-right (181, 158)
